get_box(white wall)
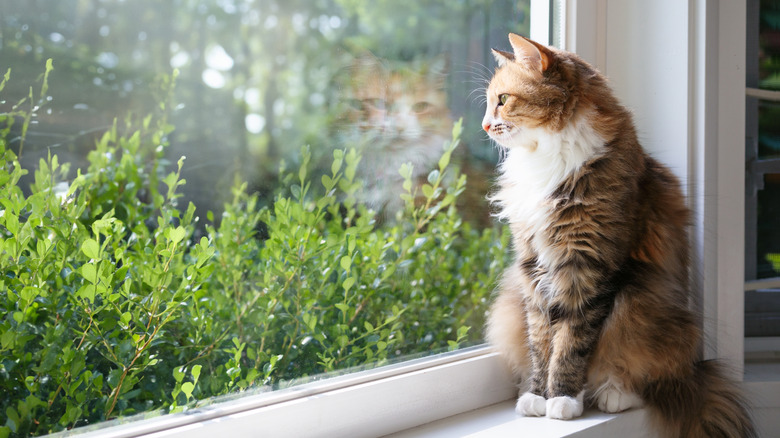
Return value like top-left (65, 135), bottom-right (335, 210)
top-left (602, 1), bottom-right (691, 186)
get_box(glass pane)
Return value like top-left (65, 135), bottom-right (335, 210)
top-left (0, 1), bottom-right (529, 435)
top-left (758, 174), bottom-right (780, 278)
top-left (745, 289), bottom-right (780, 337)
top-left (758, 99), bottom-right (780, 159)
top-left (760, 0), bottom-right (780, 90)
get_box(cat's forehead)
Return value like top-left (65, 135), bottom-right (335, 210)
top-left (488, 63), bottom-right (538, 93)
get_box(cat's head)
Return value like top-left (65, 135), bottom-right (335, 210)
top-left (341, 53), bottom-right (451, 153)
top-left (482, 34), bottom-right (595, 150)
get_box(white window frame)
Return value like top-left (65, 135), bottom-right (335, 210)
top-left (63, 2), bottom-right (780, 437)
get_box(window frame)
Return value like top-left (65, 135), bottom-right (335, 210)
top-left (56, 1), bottom-right (779, 436)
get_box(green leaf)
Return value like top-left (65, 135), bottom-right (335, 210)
top-left (331, 150), bottom-right (344, 175)
top-left (422, 184), bottom-right (434, 199)
top-left (173, 367), bottom-right (185, 383)
top-left (427, 169), bottom-right (440, 184)
top-left (181, 382), bottom-right (194, 399)
top-left (76, 285), bottom-right (96, 302)
top-left (4, 213), bottom-right (19, 235)
top-left (20, 286), bottom-right (41, 303)
top-left (81, 238), bottom-right (100, 259)
top-left (191, 364), bottom-right (202, 382)
top-left (80, 263), bottom-right (97, 284)
top-left (322, 174), bottom-right (334, 191)
top-left (399, 163), bottom-right (413, 180)
top-left (340, 255), bottom-right (352, 272)
top-left (438, 150), bottom-right (451, 170)
top-left (168, 226), bottom-right (186, 244)
top-left (1, 330), bottom-right (15, 349)
top-left (335, 303), bottom-right (350, 315)
top-left (291, 184), bottom-right (302, 200)
top-left (5, 407), bottom-right (19, 431)
top-left (303, 313), bottom-right (317, 331)
top-left (451, 118), bottom-right (463, 142)
top-left (343, 276), bottom-right (355, 292)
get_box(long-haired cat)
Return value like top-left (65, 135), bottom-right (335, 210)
top-left (483, 33), bottom-right (755, 438)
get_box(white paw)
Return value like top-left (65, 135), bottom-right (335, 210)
top-left (516, 392), bottom-right (546, 417)
top-left (545, 393), bottom-right (584, 420)
top-left (596, 387), bottom-right (643, 413)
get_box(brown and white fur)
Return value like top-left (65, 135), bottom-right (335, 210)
top-left (483, 33), bottom-right (755, 438)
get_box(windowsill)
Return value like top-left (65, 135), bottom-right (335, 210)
top-left (52, 348), bottom-right (780, 438)
top-left (387, 359), bottom-right (780, 438)
top-left (387, 403), bottom-right (653, 438)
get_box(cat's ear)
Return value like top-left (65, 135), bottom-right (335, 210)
top-left (491, 48), bottom-right (515, 67)
top-left (507, 33), bottom-right (551, 73)
top-left (426, 54), bottom-right (449, 85)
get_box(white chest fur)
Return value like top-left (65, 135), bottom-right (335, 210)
top-left (490, 115), bottom-right (605, 233)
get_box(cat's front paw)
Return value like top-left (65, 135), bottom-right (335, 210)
top-left (516, 392), bottom-right (546, 417)
top-left (545, 393), bottom-right (584, 420)
top-left (596, 387), bottom-right (643, 413)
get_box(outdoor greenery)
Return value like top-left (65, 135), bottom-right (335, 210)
top-left (0, 65), bottom-right (510, 436)
top-left (0, 2), bottom-right (529, 435)
top-left (2, 0), bottom-right (528, 221)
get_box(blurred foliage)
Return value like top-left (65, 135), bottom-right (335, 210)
top-left (1, 0), bottom-right (529, 221)
top-left (0, 66), bottom-right (510, 436)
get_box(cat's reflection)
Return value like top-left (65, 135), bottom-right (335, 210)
top-left (339, 53), bottom-right (451, 218)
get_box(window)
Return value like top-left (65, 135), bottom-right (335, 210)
top-left (5, 2), bottom-right (777, 437)
top-left (0, 1), bottom-right (532, 436)
top-left (746, 0), bottom-right (780, 347)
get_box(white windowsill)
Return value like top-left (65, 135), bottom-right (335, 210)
top-left (51, 346), bottom-right (780, 438)
top-left (388, 403), bottom-right (653, 438)
top-left (389, 361), bottom-right (780, 438)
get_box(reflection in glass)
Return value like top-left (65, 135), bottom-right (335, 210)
top-left (0, 1), bottom-right (529, 434)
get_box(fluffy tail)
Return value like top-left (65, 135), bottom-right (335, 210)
top-left (643, 360), bottom-right (756, 438)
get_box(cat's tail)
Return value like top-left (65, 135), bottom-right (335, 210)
top-left (642, 360), bottom-right (756, 438)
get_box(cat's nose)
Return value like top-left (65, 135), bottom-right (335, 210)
top-left (482, 122), bottom-right (491, 132)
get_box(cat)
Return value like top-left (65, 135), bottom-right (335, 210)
top-left (482, 33), bottom-right (755, 438)
top-left (339, 53), bottom-right (452, 218)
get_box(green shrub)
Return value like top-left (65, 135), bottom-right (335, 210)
top-left (0, 63), bottom-right (509, 437)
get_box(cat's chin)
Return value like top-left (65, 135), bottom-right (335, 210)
top-left (488, 134), bottom-right (519, 150)
top-left (488, 129), bottom-right (539, 152)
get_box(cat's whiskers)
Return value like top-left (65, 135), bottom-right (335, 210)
top-left (464, 61), bottom-right (495, 80)
top-left (467, 87), bottom-right (489, 106)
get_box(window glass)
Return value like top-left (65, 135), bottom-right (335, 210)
top-left (758, 99), bottom-right (780, 160)
top-left (0, 1), bottom-right (529, 435)
top-left (757, 173), bottom-right (780, 279)
top-left (759, 0), bottom-right (780, 90)
top-left (746, 0), bottom-right (780, 344)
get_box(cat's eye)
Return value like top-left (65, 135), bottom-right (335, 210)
top-left (364, 98), bottom-right (385, 110)
top-left (412, 101), bottom-right (432, 113)
top-left (498, 94), bottom-right (509, 105)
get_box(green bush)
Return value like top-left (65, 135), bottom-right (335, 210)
top-left (0, 64), bottom-right (509, 437)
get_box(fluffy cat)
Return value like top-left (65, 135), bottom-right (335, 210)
top-left (483, 33), bottom-right (755, 438)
